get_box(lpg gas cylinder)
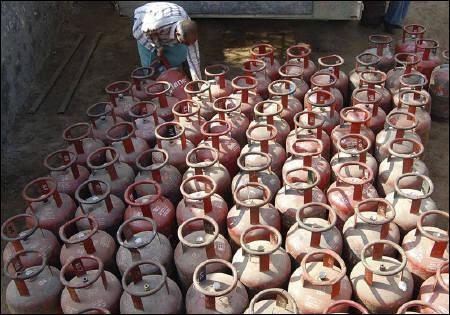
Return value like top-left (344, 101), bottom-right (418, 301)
top-left (230, 75), bottom-right (263, 120)
top-left (242, 59), bottom-right (271, 99)
top-left (123, 180), bottom-right (176, 238)
top-left (304, 89), bottom-right (339, 135)
top-left (23, 177), bottom-right (76, 235)
top-left (74, 179), bottom-right (125, 235)
top-left (131, 67), bottom-right (155, 101)
top-left (43, 149), bottom-right (90, 196)
top-left (393, 72), bottom-right (431, 113)
top-left (352, 87), bottom-right (386, 134)
top-left (172, 99), bottom-right (206, 146)
top-left (318, 54), bottom-right (349, 101)
top-left (327, 161), bottom-right (378, 230)
top-left (415, 39), bottom-right (442, 85)
top-left (285, 203), bottom-right (342, 266)
top-left (120, 260), bottom-right (183, 314)
top-left (358, 69), bottom-right (393, 113)
top-left (396, 300), bottom-right (442, 314)
top-left (402, 210), bottom-right (449, 287)
top-left (268, 80), bottom-right (303, 129)
top-left (343, 198), bottom-right (400, 268)
top-left (174, 216), bottom-right (232, 291)
top-left (429, 50), bottom-right (449, 121)
top-left (288, 249), bottom-right (352, 313)
top-left (63, 122), bottom-right (105, 166)
top-left (128, 101), bottom-right (165, 147)
top-left (155, 64), bottom-right (190, 100)
top-left (233, 225), bottom-right (291, 296)
top-left (153, 121), bottom-right (195, 173)
top-left (116, 217), bottom-right (173, 276)
top-left (386, 53), bottom-right (422, 95)
top-left (227, 182), bottom-right (281, 249)
top-left (309, 71), bottom-right (344, 112)
top-left (250, 43), bottom-right (281, 81)
top-left (349, 52), bottom-right (381, 94)
top-left (135, 148), bottom-right (182, 206)
top-left (396, 24), bottom-right (426, 53)
top-left (59, 215), bottom-right (116, 276)
top-left (204, 64), bottom-right (233, 98)
top-left (350, 240), bottom-right (414, 313)
top-left (286, 43), bottom-right (316, 83)
top-left (105, 81), bottom-right (136, 121)
top-left (87, 146), bottom-right (135, 198)
top-left (211, 96), bottom-right (250, 147)
top-left (144, 81), bottom-right (179, 121)
top-left (60, 255), bottom-right (122, 314)
top-left (278, 62), bottom-right (309, 101)
top-left (2, 214), bottom-right (60, 268)
top-left (245, 289), bottom-right (298, 314)
top-left (419, 261), bottom-right (449, 314)
top-left (365, 34), bottom-right (396, 72)
top-left (378, 138), bottom-right (429, 196)
top-left (324, 300), bottom-right (369, 314)
top-left (186, 259), bottom-right (249, 314)
top-left (184, 80), bottom-right (215, 120)
top-left (386, 173), bottom-right (438, 235)
top-left (76, 307), bottom-right (111, 314)
top-left (86, 102), bottom-right (124, 145)
top-left (5, 250), bottom-right (63, 314)
top-left (276, 166), bottom-right (328, 233)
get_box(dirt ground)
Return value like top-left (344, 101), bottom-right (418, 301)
top-left (1, 1), bottom-right (448, 312)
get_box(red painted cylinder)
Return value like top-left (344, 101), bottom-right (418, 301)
top-left (318, 54), bottom-right (349, 102)
top-left (386, 53), bottom-right (422, 95)
top-left (204, 64), bottom-right (234, 98)
top-left (64, 122), bottom-right (105, 166)
top-left (242, 59), bottom-right (271, 99)
top-left (365, 34), bottom-right (396, 73)
top-left (184, 79), bottom-right (216, 120)
top-left (429, 50), bottom-right (449, 121)
top-left (244, 288), bottom-right (298, 314)
top-left (130, 67), bottom-right (155, 101)
top-left (396, 300), bottom-right (442, 314)
top-left (393, 72), bottom-right (431, 113)
top-left (419, 261), bottom-right (449, 314)
top-left (250, 43), bottom-right (281, 81)
top-left (304, 89), bottom-right (339, 135)
top-left (105, 81), bottom-right (136, 121)
top-left (358, 69), bottom-right (393, 113)
top-left (268, 79), bottom-right (303, 129)
top-left (324, 300), bottom-right (369, 314)
top-left (310, 71), bottom-right (344, 112)
top-left (278, 62), bottom-right (309, 102)
top-left (230, 75), bottom-right (263, 121)
top-left (172, 99), bottom-right (206, 146)
top-left (86, 102), bottom-right (124, 145)
top-left (144, 81), bottom-right (179, 121)
top-left (352, 87), bottom-right (386, 134)
top-left (156, 67), bottom-right (189, 100)
top-left (396, 24), bottom-right (426, 53)
top-left (128, 101), bottom-right (165, 148)
top-left (286, 43), bottom-right (316, 83)
top-left (349, 52), bottom-right (381, 95)
top-left (415, 39), bottom-right (441, 86)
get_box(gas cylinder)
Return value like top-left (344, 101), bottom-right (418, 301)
top-left (396, 300), bottom-right (442, 314)
top-left (396, 24), bottom-right (426, 53)
top-left (156, 67), bottom-right (189, 100)
top-left (184, 80), bottom-right (215, 120)
top-left (86, 102), bottom-right (124, 145)
top-left (350, 240), bottom-right (414, 313)
top-left (5, 250), bottom-right (63, 314)
top-left (304, 89), bottom-right (339, 135)
top-left (286, 110), bottom-right (331, 160)
top-left (76, 307), bottom-right (111, 314)
top-left (358, 69), bottom-right (393, 113)
top-left (415, 39), bottom-right (441, 85)
top-left (59, 215), bottom-right (116, 276)
top-left (330, 134), bottom-right (378, 182)
top-left (286, 43), bottom-right (316, 83)
top-left (153, 121), bottom-right (195, 173)
top-left (283, 138), bottom-right (331, 191)
top-left (186, 259), bottom-right (249, 314)
top-left (116, 217), bottom-right (173, 276)
top-left (135, 148), bottom-right (182, 206)
top-left (242, 59), bottom-right (271, 99)
top-left (230, 75), bottom-right (263, 120)
top-left (285, 203), bottom-right (342, 266)
top-left (131, 67), bottom-right (155, 101)
top-left (74, 179), bottom-right (125, 235)
top-left (352, 87), bottom-right (386, 134)
top-left (184, 147), bottom-right (231, 202)
top-left (244, 288), bottom-right (298, 314)
top-left (233, 225), bottom-right (291, 296)
top-left (324, 300), bottom-right (369, 314)
top-left (318, 54), bottom-right (349, 101)
top-left (204, 64), bottom-right (233, 98)
top-left (227, 182), bottom-right (281, 248)
top-left (242, 123), bottom-right (286, 177)
top-left (378, 138), bottom-right (428, 196)
top-left (43, 149), bottom-right (90, 196)
top-left (276, 166), bottom-right (328, 233)
top-left (177, 175), bottom-right (228, 234)
top-left (330, 107), bottom-right (375, 155)
top-left (386, 173), bottom-right (438, 235)
top-left (60, 255), bottom-right (122, 314)
top-left (429, 50), bottom-right (449, 121)
top-left (386, 53), bottom-right (422, 95)
top-left (63, 122), bottom-right (105, 166)
top-left (105, 81), bottom-right (136, 121)
top-left (128, 101), bottom-right (165, 148)
top-left (288, 249), bottom-right (352, 313)
top-left (419, 261), bottom-right (449, 314)
top-left (174, 216), bottom-right (233, 291)
top-left (402, 210), bottom-right (449, 287)
top-left (120, 260), bottom-right (183, 314)
top-left (268, 80), bottom-right (303, 129)
top-left (144, 81), bottom-right (179, 121)
top-left (211, 96), bottom-right (250, 147)
top-left (249, 100), bottom-right (291, 146)
top-left (309, 71), bottom-right (344, 112)
top-left (375, 111), bottom-right (422, 163)
top-left (199, 119), bottom-right (241, 177)
top-left (393, 73), bottom-right (431, 113)
top-left (172, 99), bottom-right (206, 146)
top-left (2, 214), bottom-right (60, 268)
top-left (232, 152), bottom-right (281, 203)
top-left (365, 34), bottom-right (396, 72)
top-left (349, 52), bottom-right (381, 94)
top-left (278, 62), bottom-right (309, 102)
top-left (23, 177), bottom-right (76, 235)
top-left (87, 146), bottom-right (135, 198)
top-left (250, 43), bottom-right (281, 81)
top-left (327, 161), bottom-right (378, 230)
top-left (123, 180), bottom-right (176, 238)
top-left (343, 198), bottom-right (400, 268)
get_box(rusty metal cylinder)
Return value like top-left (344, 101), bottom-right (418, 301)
top-left (419, 261), bottom-right (449, 314)
top-left (310, 71), bottom-right (344, 112)
top-left (172, 99), bottom-right (206, 146)
top-left (386, 53), bottom-right (422, 95)
top-left (268, 80), bottom-right (303, 129)
top-left (324, 300), bottom-right (369, 314)
top-left (144, 81), bottom-right (179, 121)
top-left (130, 67), bottom-right (155, 101)
top-left (155, 66), bottom-right (189, 100)
top-left (396, 300), bottom-right (441, 314)
top-left (349, 52), bottom-right (381, 94)
top-left (242, 59), bottom-right (270, 99)
top-left (365, 34), bottom-right (395, 72)
top-left (278, 62), bottom-right (309, 102)
top-left (358, 69), bottom-right (393, 113)
top-left (304, 89), bottom-right (339, 135)
top-left (244, 288), bottom-right (299, 314)
top-left (415, 39), bottom-right (441, 86)
top-left (105, 81), bottom-right (136, 121)
top-left (393, 72), bottom-right (431, 113)
top-left (286, 43), bottom-right (316, 83)
top-left (184, 79), bottom-right (216, 120)
top-left (250, 43), bottom-right (281, 81)
top-left (429, 50), bottom-right (449, 121)
top-left (352, 87), bottom-right (386, 134)
top-left (230, 75), bottom-right (263, 121)
top-left (128, 101), bottom-right (165, 147)
top-left (318, 54), bottom-right (349, 101)
top-left (86, 102), bottom-right (124, 145)
top-left (64, 122), bottom-right (105, 166)
top-left (204, 64), bottom-right (234, 98)
top-left (395, 24), bottom-right (426, 54)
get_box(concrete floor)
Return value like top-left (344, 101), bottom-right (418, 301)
top-left (1, 1), bottom-right (448, 312)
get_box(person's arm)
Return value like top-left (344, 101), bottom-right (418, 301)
top-left (186, 41), bottom-right (201, 81)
